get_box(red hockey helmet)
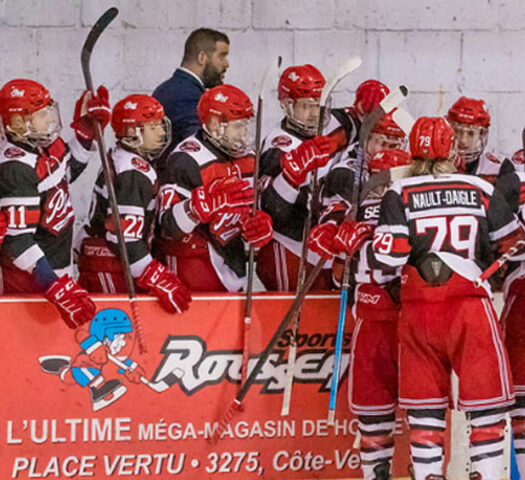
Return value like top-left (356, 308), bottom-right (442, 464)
top-left (198, 84), bottom-right (253, 125)
top-left (410, 117), bottom-right (455, 160)
top-left (198, 85), bottom-right (254, 157)
top-left (354, 79), bottom-right (390, 117)
top-left (371, 111), bottom-right (406, 138)
top-left (0, 79), bottom-right (61, 148)
top-left (447, 96), bottom-right (490, 128)
top-left (278, 64), bottom-right (325, 101)
top-left (368, 148), bottom-right (412, 174)
top-left (0, 79), bottom-right (52, 120)
top-left (112, 94), bottom-right (165, 137)
top-left (112, 94), bottom-right (171, 160)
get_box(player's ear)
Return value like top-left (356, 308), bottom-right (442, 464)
top-left (197, 49), bottom-right (208, 67)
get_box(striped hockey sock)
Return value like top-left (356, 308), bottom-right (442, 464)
top-left (469, 408), bottom-right (507, 480)
top-left (511, 398), bottom-right (525, 478)
top-left (407, 409), bottom-right (446, 480)
top-left (358, 413), bottom-right (395, 480)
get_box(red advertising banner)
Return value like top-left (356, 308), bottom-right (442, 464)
top-left (0, 293), bottom-right (411, 479)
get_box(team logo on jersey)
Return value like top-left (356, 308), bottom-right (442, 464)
top-left (3, 147), bottom-right (26, 159)
top-left (179, 140), bottom-right (201, 153)
top-left (131, 156), bottom-right (151, 172)
top-left (485, 152), bottom-right (501, 164)
top-left (271, 135), bottom-right (293, 148)
top-left (512, 149), bottom-right (525, 164)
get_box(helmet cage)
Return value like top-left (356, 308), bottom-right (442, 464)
top-left (119, 116), bottom-right (172, 161)
top-left (450, 121), bottom-right (488, 165)
top-left (7, 100), bottom-right (62, 149)
top-left (204, 117), bottom-right (255, 158)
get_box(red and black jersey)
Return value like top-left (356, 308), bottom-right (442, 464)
top-left (81, 146), bottom-right (157, 278)
top-left (369, 173), bottom-right (520, 289)
top-left (494, 159), bottom-right (525, 295)
top-left (260, 108), bottom-right (360, 262)
top-left (0, 136), bottom-right (94, 275)
top-left (156, 130), bottom-right (254, 290)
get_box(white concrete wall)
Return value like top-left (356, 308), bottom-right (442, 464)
top-left (1, 0), bottom-right (525, 223)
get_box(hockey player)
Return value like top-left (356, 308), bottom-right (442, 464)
top-left (155, 84), bottom-right (272, 291)
top-left (493, 162), bottom-right (525, 475)
top-left (338, 117), bottom-right (522, 480)
top-left (309, 148), bottom-right (411, 480)
top-left (447, 96), bottom-right (523, 180)
top-left (0, 79), bottom-right (110, 329)
top-left (257, 67), bottom-right (388, 291)
top-left (77, 94), bottom-right (191, 313)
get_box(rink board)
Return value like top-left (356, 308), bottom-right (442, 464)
top-left (0, 293), bottom-right (414, 479)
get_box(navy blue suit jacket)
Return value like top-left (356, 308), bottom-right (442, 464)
top-left (153, 68), bottom-right (205, 147)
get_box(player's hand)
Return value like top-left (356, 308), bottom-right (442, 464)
top-left (240, 211), bottom-right (273, 249)
top-left (124, 365), bottom-right (145, 384)
top-left (281, 136), bottom-right (332, 187)
top-left (89, 344), bottom-right (109, 365)
top-left (44, 275), bottom-right (96, 329)
top-left (191, 176), bottom-right (254, 223)
top-left (333, 220), bottom-right (374, 257)
top-left (70, 86), bottom-right (111, 142)
top-left (355, 80), bottom-right (389, 116)
top-left (308, 221), bottom-right (339, 260)
top-left (136, 260), bottom-right (192, 314)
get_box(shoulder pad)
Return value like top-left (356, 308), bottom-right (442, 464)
top-left (172, 135), bottom-right (216, 167)
top-left (263, 122), bottom-right (302, 153)
top-left (0, 142), bottom-right (37, 168)
top-left (112, 147), bottom-right (157, 184)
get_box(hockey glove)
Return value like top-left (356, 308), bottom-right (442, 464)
top-left (355, 80), bottom-right (389, 116)
top-left (191, 176), bottom-right (254, 224)
top-left (71, 86), bottom-right (111, 142)
top-left (333, 220), bottom-right (374, 258)
top-left (136, 260), bottom-right (192, 314)
top-left (308, 221), bottom-right (339, 260)
top-left (44, 275), bottom-right (97, 329)
top-left (281, 136), bottom-right (332, 187)
top-left (240, 211), bottom-right (273, 249)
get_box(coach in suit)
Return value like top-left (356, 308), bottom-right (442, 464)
top-left (153, 28), bottom-right (230, 148)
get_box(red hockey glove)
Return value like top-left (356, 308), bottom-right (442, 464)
top-left (281, 136), bottom-right (332, 187)
top-left (355, 80), bottom-right (389, 117)
top-left (88, 344), bottom-right (109, 365)
top-left (191, 176), bottom-right (254, 224)
top-left (333, 220), bottom-right (374, 257)
top-left (44, 275), bottom-right (96, 329)
top-left (0, 210), bottom-right (6, 248)
top-left (70, 86), bottom-right (111, 142)
top-left (240, 211), bottom-right (273, 249)
top-left (308, 222), bottom-right (339, 260)
top-left (136, 260), bottom-right (192, 314)
top-left (124, 365), bottom-right (145, 384)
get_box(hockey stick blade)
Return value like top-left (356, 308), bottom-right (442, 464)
top-left (321, 56), bottom-right (362, 106)
top-left (107, 353), bottom-right (183, 393)
top-left (81, 7), bottom-right (119, 90)
top-left (392, 107), bottom-right (415, 136)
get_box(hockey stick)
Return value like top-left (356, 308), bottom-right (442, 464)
top-left (211, 86), bottom-right (408, 443)
top-left (242, 56), bottom-right (282, 386)
top-left (106, 353), bottom-right (183, 392)
top-left (281, 56), bottom-right (363, 416)
top-left (81, 8), bottom-right (146, 354)
top-left (474, 240), bottom-right (525, 287)
top-left (327, 87), bottom-right (409, 424)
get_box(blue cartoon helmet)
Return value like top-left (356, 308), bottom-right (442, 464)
top-left (89, 308), bottom-right (133, 341)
